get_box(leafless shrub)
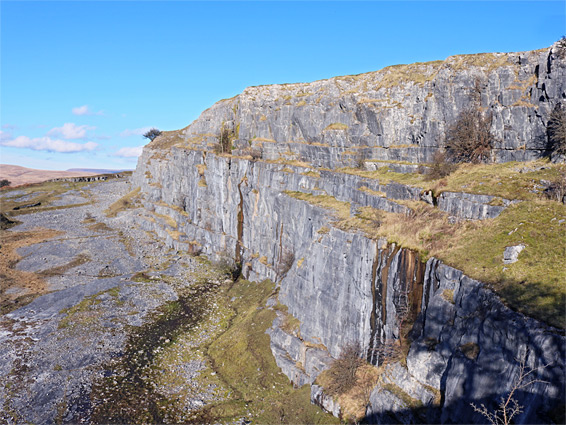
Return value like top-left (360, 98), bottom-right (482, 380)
top-left (371, 340), bottom-right (404, 366)
top-left (425, 150), bottom-right (458, 180)
top-left (325, 343), bottom-right (365, 396)
top-left (544, 166), bottom-right (566, 203)
top-left (187, 242), bottom-right (202, 257)
top-left (445, 106), bottom-right (495, 164)
top-left (355, 150), bottom-right (366, 169)
top-left (547, 103), bottom-right (566, 157)
top-left (276, 249), bottom-right (295, 281)
top-left (250, 149), bottom-right (262, 161)
top-left (471, 357), bottom-right (549, 425)
top-left (214, 128), bottom-right (234, 154)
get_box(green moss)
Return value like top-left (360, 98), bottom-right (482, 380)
top-left (203, 279), bottom-right (336, 424)
top-left (58, 286), bottom-right (122, 329)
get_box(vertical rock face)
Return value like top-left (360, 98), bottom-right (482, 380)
top-left (131, 43), bottom-right (565, 424)
top-left (131, 148), bottom-right (564, 424)
top-left (156, 42), bottom-right (565, 167)
top-left (405, 260), bottom-right (565, 425)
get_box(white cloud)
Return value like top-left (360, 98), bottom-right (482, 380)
top-left (120, 127), bottom-right (152, 138)
top-left (72, 105), bottom-right (103, 116)
top-left (0, 130), bottom-right (12, 142)
top-left (47, 123), bottom-right (95, 140)
top-left (1, 136), bottom-right (98, 153)
top-left (114, 145), bottom-right (144, 158)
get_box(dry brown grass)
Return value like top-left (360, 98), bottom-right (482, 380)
top-left (105, 187), bottom-right (141, 217)
top-left (38, 253), bottom-right (90, 278)
top-left (338, 200), bottom-right (566, 328)
top-left (166, 228), bottom-right (184, 241)
top-left (317, 363), bottom-right (381, 422)
top-left (0, 228), bottom-right (61, 314)
top-left (358, 186), bottom-right (386, 197)
top-left (284, 191), bottom-right (351, 220)
top-left (153, 212), bottom-right (177, 228)
top-left (324, 123), bottom-right (349, 131)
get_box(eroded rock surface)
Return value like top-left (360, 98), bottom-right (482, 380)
top-left (128, 42), bottom-right (566, 424)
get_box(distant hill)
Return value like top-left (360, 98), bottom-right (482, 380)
top-left (0, 164), bottom-right (103, 187)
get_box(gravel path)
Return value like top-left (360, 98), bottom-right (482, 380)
top-left (0, 177), bottom-right (224, 424)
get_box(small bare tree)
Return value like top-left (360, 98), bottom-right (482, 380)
top-left (276, 249), bottom-right (295, 282)
top-left (547, 103), bottom-right (566, 157)
top-left (425, 150), bottom-right (458, 180)
top-left (215, 128), bottom-right (233, 154)
top-left (143, 128), bottom-right (162, 142)
top-left (325, 343), bottom-right (365, 396)
top-left (544, 166), bottom-right (566, 203)
top-left (445, 106), bottom-right (495, 164)
top-left (471, 359), bottom-right (549, 425)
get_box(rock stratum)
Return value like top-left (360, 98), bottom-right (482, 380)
top-left (131, 43), bottom-right (566, 423)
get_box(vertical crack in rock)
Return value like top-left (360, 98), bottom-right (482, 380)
top-left (276, 222), bottom-right (284, 282)
top-left (235, 178), bottom-right (244, 265)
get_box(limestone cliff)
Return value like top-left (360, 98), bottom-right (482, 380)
top-left (131, 42), bottom-right (565, 424)
top-left (149, 41), bottom-right (565, 166)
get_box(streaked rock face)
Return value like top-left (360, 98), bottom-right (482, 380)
top-left (152, 41), bottom-right (565, 167)
top-left (131, 42), bottom-right (565, 424)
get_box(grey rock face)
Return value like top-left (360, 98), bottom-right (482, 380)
top-left (311, 384), bottom-right (341, 418)
top-left (437, 191), bottom-right (515, 220)
top-left (404, 259), bottom-right (565, 425)
top-left (130, 43), bottom-right (566, 425)
top-left (132, 143), bottom-right (564, 424)
top-left (503, 243), bottom-right (526, 263)
top-left (160, 43), bottom-right (564, 168)
top-left (267, 313), bottom-right (333, 387)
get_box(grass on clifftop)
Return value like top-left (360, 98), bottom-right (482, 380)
top-left (339, 159), bottom-right (564, 201)
top-left (286, 190), bottom-right (566, 329)
top-left (352, 201), bottom-right (565, 329)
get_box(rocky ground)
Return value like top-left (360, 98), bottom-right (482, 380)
top-left (0, 177), bottom-right (231, 424)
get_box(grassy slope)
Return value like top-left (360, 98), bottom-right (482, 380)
top-left (203, 279), bottom-right (338, 424)
top-left (340, 159), bottom-right (565, 201)
top-left (286, 160), bottom-right (566, 329)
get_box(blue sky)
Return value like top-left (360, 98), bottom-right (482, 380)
top-left (1, 1), bottom-right (564, 171)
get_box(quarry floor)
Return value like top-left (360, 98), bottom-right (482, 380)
top-left (0, 178), bottom-right (333, 424)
